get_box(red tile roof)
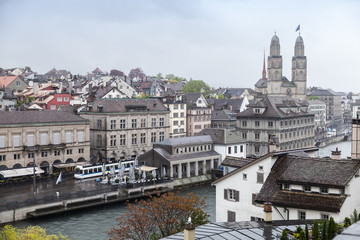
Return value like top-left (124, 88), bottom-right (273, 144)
top-left (0, 76), bottom-right (18, 87)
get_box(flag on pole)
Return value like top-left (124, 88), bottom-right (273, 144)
top-left (296, 24), bottom-right (300, 32)
top-left (56, 172), bottom-right (62, 184)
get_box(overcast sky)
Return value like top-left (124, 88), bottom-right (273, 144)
top-left (0, 0), bottom-right (359, 92)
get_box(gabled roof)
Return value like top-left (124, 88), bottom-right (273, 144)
top-left (0, 88), bottom-right (17, 99)
top-left (0, 76), bottom-right (19, 87)
top-left (223, 88), bottom-right (256, 98)
top-left (221, 156), bottom-right (256, 168)
top-left (255, 78), bottom-right (267, 88)
top-left (211, 109), bottom-right (237, 121)
top-left (256, 155), bottom-right (360, 212)
top-left (308, 88), bottom-right (336, 96)
top-left (92, 67), bottom-right (103, 74)
top-left (196, 128), bottom-right (243, 145)
top-left (281, 76), bottom-right (297, 87)
top-left (206, 98), bottom-right (244, 112)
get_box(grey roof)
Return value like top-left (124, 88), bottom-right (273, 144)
top-left (0, 111), bottom-right (88, 125)
top-left (196, 129), bottom-right (244, 145)
top-left (238, 96), bottom-right (312, 119)
top-left (307, 88), bottom-right (336, 96)
top-left (211, 109), bottom-right (237, 121)
top-left (281, 77), bottom-right (297, 87)
top-left (0, 88), bottom-right (17, 99)
top-left (154, 148), bottom-right (220, 162)
top-left (206, 98), bottom-right (244, 112)
top-left (255, 78), bottom-right (267, 88)
top-left (164, 82), bottom-right (185, 92)
top-left (183, 92), bottom-right (203, 105)
top-left (162, 220), bottom-right (313, 240)
top-left (81, 98), bottom-right (168, 113)
top-left (307, 99), bottom-right (326, 105)
top-left (221, 156), bottom-right (256, 168)
top-left (223, 88), bottom-right (256, 99)
top-left (334, 220), bottom-right (360, 239)
top-left (156, 135), bottom-right (213, 147)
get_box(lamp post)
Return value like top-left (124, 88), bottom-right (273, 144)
top-left (33, 149), bottom-right (36, 195)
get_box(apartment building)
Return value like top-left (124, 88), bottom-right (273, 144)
top-left (184, 93), bottom-right (211, 136)
top-left (79, 98), bottom-right (170, 163)
top-left (162, 96), bottom-right (187, 138)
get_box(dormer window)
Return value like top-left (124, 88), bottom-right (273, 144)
top-left (321, 187), bottom-right (328, 194)
top-left (254, 108), bottom-right (260, 114)
top-left (304, 186), bottom-right (311, 192)
top-left (284, 183), bottom-right (290, 190)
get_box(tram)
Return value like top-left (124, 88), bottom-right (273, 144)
top-left (0, 167), bottom-right (44, 183)
top-left (74, 159), bottom-right (135, 180)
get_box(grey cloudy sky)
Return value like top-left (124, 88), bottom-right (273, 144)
top-left (0, 0), bottom-right (359, 92)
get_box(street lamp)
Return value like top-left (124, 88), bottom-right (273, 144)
top-left (32, 145), bottom-right (40, 195)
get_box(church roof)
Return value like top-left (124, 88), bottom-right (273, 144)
top-left (255, 78), bottom-right (267, 88)
top-left (271, 34), bottom-right (279, 43)
top-left (281, 77), bottom-right (297, 87)
top-left (296, 35), bottom-right (304, 43)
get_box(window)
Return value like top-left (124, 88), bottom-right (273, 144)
top-left (0, 155), bottom-right (6, 161)
top-left (228, 147), bottom-right (231, 154)
top-left (132, 134), bottom-right (137, 145)
top-left (151, 132), bottom-right (156, 143)
top-left (78, 131), bottom-right (84, 143)
top-left (255, 145), bottom-right (260, 153)
top-left (321, 214), bottom-right (329, 220)
top-left (120, 119), bottom-right (126, 129)
top-left (159, 132), bottom-right (165, 142)
top-left (180, 120), bottom-right (184, 125)
top-left (27, 134), bottom-right (34, 147)
top-left (41, 151), bottom-right (48, 157)
top-left (321, 187), bottom-right (328, 194)
top-left (54, 150), bottom-right (60, 156)
top-left (224, 189), bottom-right (239, 202)
top-left (110, 120), bottom-right (116, 129)
top-left (141, 119), bottom-right (146, 128)
top-left (66, 132), bottom-right (72, 143)
top-left (180, 112), bottom-right (184, 117)
top-left (151, 118), bottom-right (156, 127)
top-left (173, 120), bottom-right (179, 125)
top-left (268, 121), bottom-right (273, 127)
top-left (97, 119), bottom-right (102, 129)
top-left (252, 193), bottom-right (257, 205)
top-left (13, 135), bottom-right (20, 147)
top-left (64, 97), bottom-right (69, 101)
top-left (242, 121), bottom-right (247, 127)
top-left (240, 145), bottom-right (243, 152)
top-left (132, 119), bottom-right (137, 128)
top-left (57, 97), bottom-right (62, 102)
top-left (255, 109), bottom-right (260, 114)
top-left (159, 118), bottom-right (164, 127)
top-left (299, 211), bottom-right (306, 220)
top-left (227, 211), bottom-right (236, 222)
top-left (255, 121), bottom-right (260, 127)
top-left (54, 132), bottom-right (60, 145)
top-left (41, 133), bottom-right (47, 145)
top-left (16, 81), bottom-right (21, 86)
top-left (110, 135), bottom-right (116, 147)
top-left (173, 113), bottom-right (178, 118)
top-left (50, 105), bottom-right (56, 110)
top-left (257, 172), bottom-right (264, 183)
top-left (304, 185), bottom-right (311, 192)
top-left (179, 128), bottom-right (185, 133)
top-left (243, 174), bottom-right (247, 180)
top-left (234, 146), bottom-right (237, 153)
top-left (141, 133), bottom-right (146, 144)
top-left (96, 135), bottom-right (102, 147)
top-left (28, 152), bottom-right (34, 158)
top-left (284, 183), bottom-right (290, 190)
top-left (174, 104), bottom-right (178, 110)
top-left (119, 134), bottom-right (126, 145)
top-left (78, 148), bottom-right (84, 154)
top-left (242, 132), bottom-right (247, 139)
top-left (255, 133), bottom-right (260, 140)
top-left (66, 149), bottom-right (72, 155)
top-left (173, 129), bottom-right (179, 134)
top-left (14, 154), bottom-right (21, 159)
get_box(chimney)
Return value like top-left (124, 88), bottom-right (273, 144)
top-left (331, 147), bottom-right (341, 159)
top-left (268, 135), bottom-right (280, 152)
top-left (69, 81), bottom-right (73, 93)
top-left (183, 217), bottom-right (195, 240)
top-left (33, 82), bottom-right (39, 94)
top-left (263, 202), bottom-right (272, 223)
top-left (352, 118), bottom-right (360, 159)
top-left (88, 83), bottom-right (93, 94)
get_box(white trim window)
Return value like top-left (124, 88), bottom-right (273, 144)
top-left (54, 132), bottom-right (60, 145)
top-left (41, 133), bottom-right (47, 145)
top-left (224, 189), bottom-right (239, 202)
top-left (78, 131), bottom-right (84, 143)
top-left (66, 132), bottom-right (72, 143)
top-left (0, 135), bottom-right (5, 148)
top-left (13, 135), bottom-right (20, 147)
top-left (27, 134), bottom-right (34, 147)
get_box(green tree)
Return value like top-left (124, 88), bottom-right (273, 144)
top-left (156, 73), bottom-right (163, 80)
top-left (0, 225), bottom-right (69, 240)
top-left (182, 80), bottom-right (212, 97)
top-left (280, 229), bottom-right (289, 240)
top-left (305, 223), bottom-right (309, 240)
top-left (322, 220), bottom-right (327, 240)
top-left (351, 209), bottom-right (358, 223)
top-left (327, 217), bottom-right (337, 239)
top-left (313, 219), bottom-right (320, 240)
top-left (309, 96), bottom-right (319, 100)
top-left (217, 93), bottom-right (225, 99)
top-left (344, 217), bottom-right (352, 228)
top-left (108, 191), bottom-right (209, 240)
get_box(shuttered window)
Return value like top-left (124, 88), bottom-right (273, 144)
top-left (78, 131), bottom-right (84, 143)
top-left (66, 132), bottom-right (72, 143)
top-left (224, 189), bottom-right (239, 202)
top-left (54, 133), bottom-right (60, 145)
top-left (252, 193), bottom-right (257, 205)
top-left (227, 211), bottom-right (236, 222)
top-left (41, 133), bottom-right (47, 145)
top-left (257, 172), bottom-right (264, 183)
top-left (27, 135), bottom-right (34, 147)
top-left (0, 136), bottom-right (5, 148)
top-left (13, 135), bottom-right (20, 147)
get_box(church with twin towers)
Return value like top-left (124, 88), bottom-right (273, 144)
top-left (255, 33), bottom-right (307, 100)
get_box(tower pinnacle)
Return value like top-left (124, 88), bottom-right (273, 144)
top-left (262, 50), bottom-right (266, 79)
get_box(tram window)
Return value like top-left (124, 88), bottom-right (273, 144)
top-left (98, 167), bottom-right (102, 172)
top-left (84, 170), bottom-right (88, 174)
top-left (106, 166), bottom-right (110, 171)
top-left (93, 168), bottom-right (97, 173)
top-left (115, 165), bottom-right (118, 169)
top-left (81, 170), bottom-right (84, 174)
top-left (89, 169), bottom-right (93, 174)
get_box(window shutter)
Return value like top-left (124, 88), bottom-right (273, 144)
top-left (227, 211), bottom-right (236, 222)
top-left (235, 191), bottom-right (239, 202)
top-left (224, 189), bottom-right (228, 200)
top-left (252, 193), bottom-right (256, 205)
top-left (257, 172), bottom-right (264, 183)
top-left (0, 136), bottom-right (5, 148)
top-left (13, 135), bottom-right (20, 147)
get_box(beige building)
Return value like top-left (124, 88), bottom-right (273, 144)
top-left (0, 76), bottom-right (28, 92)
top-left (163, 96), bottom-right (187, 138)
top-left (79, 98), bottom-right (170, 162)
top-left (0, 111), bottom-right (90, 174)
top-left (184, 93), bottom-right (211, 136)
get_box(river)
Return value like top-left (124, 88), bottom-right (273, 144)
top-left (10, 141), bottom-right (351, 240)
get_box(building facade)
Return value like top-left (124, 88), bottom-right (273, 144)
top-left (307, 99), bottom-right (327, 132)
top-left (184, 93), bottom-right (211, 136)
top-left (237, 96), bottom-right (315, 157)
top-left (79, 98), bottom-right (170, 163)
top-left (0, 88), bottom-right (17, 111)
top-left (163, 96), bottom-right (187, 138)
top-left (0, 111), bottom-right (90, 174)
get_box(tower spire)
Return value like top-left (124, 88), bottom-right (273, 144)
top-left (262, 49), bottom-right (266, 79)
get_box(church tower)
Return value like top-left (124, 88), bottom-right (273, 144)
top-left (267, 33), bottom-right (283, 95)
top-left (292, 35), bottom-right (307, 99)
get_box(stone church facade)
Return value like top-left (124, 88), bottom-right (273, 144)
top-left (255, 34), bottom-right (307, 100)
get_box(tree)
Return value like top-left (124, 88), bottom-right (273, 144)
top-left (280, 229), bottom-right (289, 240)
top-left (108, 191), bottom-right (209, 240)
top-left (309, 96), bottom-right (319, 100)
top-left (327, 217), bottom-right (337, 239)
top-left (164, 74), bottom-right (187, 83)
top-left (128, 68), bottom-right (146, 80)
top-left (321, 220), bottom-right (327, 240)
top-left (217, 93), bottom-right (225, 99)
top-left (110, 69), bottom-right (124, 77)
top-left (305, 223), bottom-right (309, 240)
top-left (0, 225), bottom-right (69, 240)
top-left (351, 209), bottom-right (358, 223)
top-left (313, 219), bottom-right (320, 240)
top-left (156, 73), bottom-right (163, 80)
top-left (182, 80), bottom-right (212, 97)
top-left (344, 217), bottom-right (352, 228)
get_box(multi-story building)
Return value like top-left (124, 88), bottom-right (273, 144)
top-left (307, 99), bottom-right (326, 132)
top-left (0, 76), bottom-right (28, 92)
top-left (162, 96), bottom-right (187, 138)
top-left (184, 93), bottom-right (211, 136)
top-left (0, 88), bottom-right (17, 111)
top-left (0, 111), bottom-right (90, 174)
top-left (138, 135), bottom-right (221, 179)
top-left (79, 98), bottom-right (170, 163)
top-left (237, 96), bottom-right (315, 157)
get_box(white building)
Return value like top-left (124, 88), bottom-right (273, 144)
top-left (212, 146), bottom-right (360, 223)
top-left (308, 99), bottom-right (326, 131)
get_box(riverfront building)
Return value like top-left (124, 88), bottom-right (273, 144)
top-left (0, 111), bottom-right (90, 174)
top-left (162, 96), bottom-right (187, 138)
top-left (79, 98), bottom-right (170, 163)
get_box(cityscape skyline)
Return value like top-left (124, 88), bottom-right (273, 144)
top-left (1, 0), bottom-right (359, 92)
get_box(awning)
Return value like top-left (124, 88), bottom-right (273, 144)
top-left (136, 166), bottom-right (157, 172)
top-left (53, 162), bottom-right (88, 169)
top-left (0, 167), bottom-right (44, 178)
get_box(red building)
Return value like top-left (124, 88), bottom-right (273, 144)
top-left (46, 93), bottom-right (71, 110)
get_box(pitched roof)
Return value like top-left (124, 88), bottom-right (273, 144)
top-left (308, 88), bottom-right (336, 96)
top-left (223, 88), bottom-right (256, 98)
top-left (183, 92), bottom-right (202, 105)
top-left (156, 135), bottom-right (213, 147)
top-left (255, 78), bottom-right (267, 88)
top-left (256, 155), bottom-right (360, 212)
top-left (0, 111), bottom-right (88, 125)
top-left (154, 148), bottom-right (220, 162)
top-left (211, 109), bottom-right (237, 121)
top-left (0, 76), bottom-right (18, 87)
top-left (221, 156), bottom-right (256, 168)
top-left (207, 98), bottom-right (244, 112)
top-left (196, 128), bottom-right (243, 145)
